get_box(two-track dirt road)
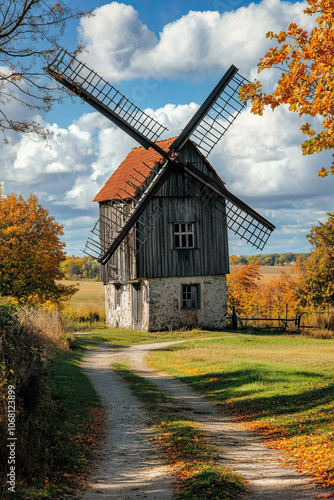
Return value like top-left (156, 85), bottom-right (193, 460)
top-left (78, 336), bottom-right (322, 500)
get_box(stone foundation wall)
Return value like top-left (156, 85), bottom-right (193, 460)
top-left (104, 283), bottom-right (143, 329)
top-left (145, 275), bottom-right (227, 331)
top-left (104, 275), bottom-right (226, 331)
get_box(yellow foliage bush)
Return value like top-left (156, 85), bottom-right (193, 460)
top-left (18, 305), bottom-right (73, 351)
top-left (62, 305), bottom-right (106, 324)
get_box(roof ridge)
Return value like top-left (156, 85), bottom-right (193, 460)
top-left (93, 136), bottom-right (176, 202)
top-left (93, 137), bottom-right (223, 203)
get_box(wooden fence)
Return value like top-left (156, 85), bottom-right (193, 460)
top-left (231, 306), bottom-right (301, 331)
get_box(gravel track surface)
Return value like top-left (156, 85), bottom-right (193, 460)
top-left (78, 335), bottom-right (322, 500)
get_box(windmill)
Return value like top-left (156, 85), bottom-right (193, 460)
top-left (45, 49), bottom-right (275, 330)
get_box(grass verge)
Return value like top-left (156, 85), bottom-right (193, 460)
top-left (112, 362), bottom-right (245, 499)
top-left (147, 332), bottom-right (334, 493)
top-left (13, 347), bottom-right (105, 499)
top-left (83, 328), bottom-right (226, 346)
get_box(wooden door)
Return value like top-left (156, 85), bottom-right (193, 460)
top-left (131, 283), bottom-right (142, 330)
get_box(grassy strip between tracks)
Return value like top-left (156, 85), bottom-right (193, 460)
top-left (112, 362), bottom-right (246, 499)
top-left (147, 332), bottom-right (334, 496)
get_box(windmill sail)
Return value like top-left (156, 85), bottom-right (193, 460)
top-left (45, 49), bottom-right (169, 157)
top-left (45, 50), bottom-right (274, 263)
top-left (85, 157), bottom-right (274, 268)
top-left (183, 163), bottom-right (275, 250)
top-left (83, 156), bottom-right (172, 270)
top-left (170, 65), bottom-right (249, 157)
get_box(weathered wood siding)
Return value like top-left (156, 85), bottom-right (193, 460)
top-left (99, 140), bottom-right (229, 282)
top-left (136, 142), bottom-right (229, 278)
top-left (136, 194), bottom-right (229, 278)
top-left (99, 201), bottom-right (136, 283)
top-left (158, 142), bottom-right (223, 198)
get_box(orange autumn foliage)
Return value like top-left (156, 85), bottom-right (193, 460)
top-left (239, 0), bottom-right (334, 176)
top-left (227, 263), bottom-right (304, 318)
top-left (227, 263), bottom-right (261, 316)
top-left (0, 193), bottom-right (76, 304)
top-left (242, 416), bottom-right (334, 491)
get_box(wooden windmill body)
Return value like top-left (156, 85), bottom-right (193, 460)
top-left (46, 52), bottom-right (275, 331)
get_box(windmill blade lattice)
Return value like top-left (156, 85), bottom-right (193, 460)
top-left (183, 164), bottom-right (275, 250)
top-left (83, 158), bottom-right (171, 270)
top-left (46, 49), bottom-right (168, 149)
top-left (190, 72), bottom-right (249, 157)
top-left (171, 66), bottom-right (249, 157)
top-left (224, 199), bottom-right (272, 250)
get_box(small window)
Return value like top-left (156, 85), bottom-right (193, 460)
top-left (115, 284), bottom-right (122, 310)
top-left (174, 222), bottom-right (194, 249)
top-left (181, 284), bottom-right (200, 309)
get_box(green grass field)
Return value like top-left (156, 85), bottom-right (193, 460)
top-left (83, 328), bottom-right (225, 345)
top-left (147, 332), bottom-right (334, 490)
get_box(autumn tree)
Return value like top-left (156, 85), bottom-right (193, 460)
top-left (0, 193), bottom-right (77, 304)
top-left (227, 263), bottom-right (261, 316)
top-left (257, 271), bottom-right (303, 319)
top-left (60, 256), bottom-right (100, 280)
top-left (297, 212), bottom-right (334, 308)
top-left (227, 261), bottom-right (304, 323)
top-left (0, 0), bottom-right (87, 140)
top-left (239, 0), bottom-right (334, 176)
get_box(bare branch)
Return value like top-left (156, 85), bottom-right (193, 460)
top-left (0, 0), bottom-right (90, 140)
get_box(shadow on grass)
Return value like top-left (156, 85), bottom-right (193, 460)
top-left (77, 337), bottom-right (128, 349)
top-left (238, 329), bottom-right (300, 337)
top-left (155, 364), bottom-right (333, 429)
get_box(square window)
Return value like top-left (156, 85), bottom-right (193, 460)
top-left (181, 284), bottom-right (200, 309)
top-left (174, 222), bottom-right (194, 249)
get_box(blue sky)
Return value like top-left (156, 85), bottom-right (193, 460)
top-left (2, 0), bottom-right (334, 258)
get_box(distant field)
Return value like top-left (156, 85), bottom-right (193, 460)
top-left (258, 265), bottom-right (294, 283)
top-left (62, 280), bottom-right (105, 313)
top-left (61, 266), bottom-right (291, 311)
top-left (258, 265), bottom-right (293, 274)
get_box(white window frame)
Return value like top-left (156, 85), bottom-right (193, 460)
top-left (174, 222), bottom-right (195, 249)
top-left (181, 284), bottom-right (200, 309)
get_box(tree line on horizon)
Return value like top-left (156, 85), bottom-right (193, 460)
top-left (229, 252), bottom-right (311, 267)
top-left (61, 256), bottom-right (100, 280)
top-left (61, 252), bottom-right (312, 281)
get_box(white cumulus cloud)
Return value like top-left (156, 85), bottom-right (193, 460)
top-left (0, 0), bottom-right (331, 256)
top-left (78, 0), bottom-right (314, 81)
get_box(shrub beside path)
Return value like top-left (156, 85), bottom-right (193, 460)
top-left (78, 336), bottom-right (322, 499)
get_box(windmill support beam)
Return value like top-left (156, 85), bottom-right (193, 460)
top-left (98, 161), bottom-right (173, 265)
top-left (183, 162), bottom-right (275, 232)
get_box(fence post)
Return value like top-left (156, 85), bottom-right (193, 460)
top-left (232, 306), bottom-right (238, 330)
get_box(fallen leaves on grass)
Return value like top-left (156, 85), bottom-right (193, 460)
top-left (60, 405), bottom-right (107, 495)
top-left (240, 418), bottom-right (334, 490)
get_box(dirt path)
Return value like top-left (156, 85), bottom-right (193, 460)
top-left (80, 342), bottom-right (173, 499)
top-left (79, 336), bottom-right (322, 499)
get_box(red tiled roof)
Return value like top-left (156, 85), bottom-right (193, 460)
top-left (93, 136), bottom-right (225, 202)
top-left (93, 137), bottom-right (176, 202)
